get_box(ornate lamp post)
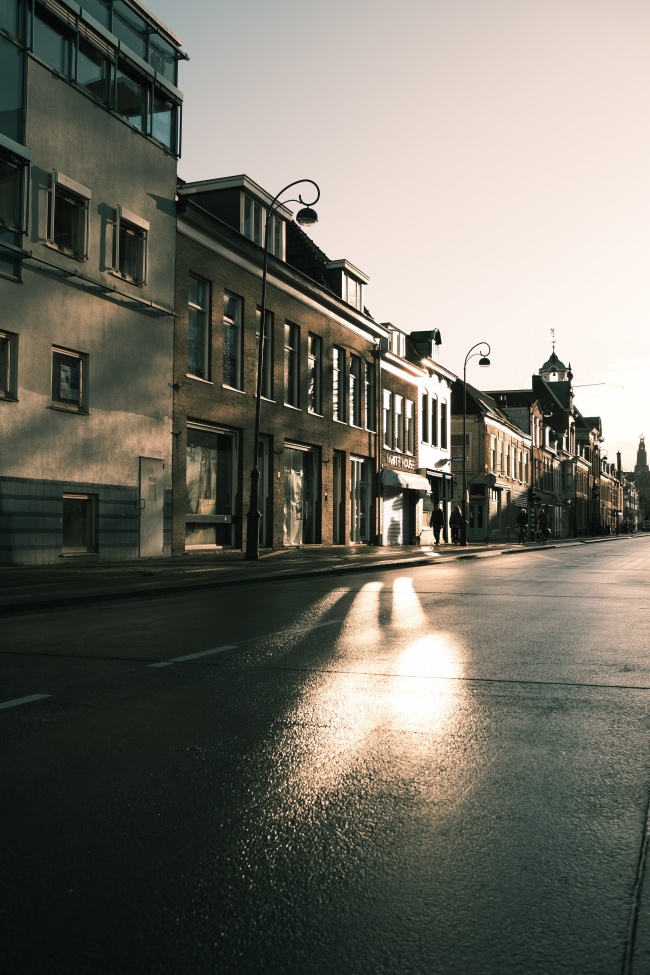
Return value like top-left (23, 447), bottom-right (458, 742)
top-left (245, 179), bottom-right (320, 560)
top-left (460, 342), bottom-right (491, 547)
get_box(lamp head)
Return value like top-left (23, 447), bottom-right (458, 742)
top-left (296, 207), bottom-right (318, 227)
top-left (478, 356), bottom-right (490, 367)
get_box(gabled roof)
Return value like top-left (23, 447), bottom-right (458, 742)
top-left (452, 381), bottom-right (530, 438)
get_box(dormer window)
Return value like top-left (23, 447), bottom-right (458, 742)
top-left (389, 329), bottom-right (405, 358)
top-left (343, 271), bottom-right (361, 310)
top-left (325, 259), bottom-right (369, 312)
top-left (243, 194), bottom-right (284, 258)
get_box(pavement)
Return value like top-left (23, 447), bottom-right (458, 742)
top-left (0, 533), bottom-right (634, 615)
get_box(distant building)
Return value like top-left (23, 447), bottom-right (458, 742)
top-left (634, 434), bottom-right (650, 527)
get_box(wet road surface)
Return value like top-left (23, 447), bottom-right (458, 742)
top-left (2, 538), bottom-right (649, 974)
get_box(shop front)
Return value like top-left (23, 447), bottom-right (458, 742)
top-left (380, 465), bottom-right (431, 545)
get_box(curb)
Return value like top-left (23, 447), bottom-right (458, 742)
top-left (0, 534), bottom-right (634, 616)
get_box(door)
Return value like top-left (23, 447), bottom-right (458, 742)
top-left (333, 451), bottom-right (345, 544)
top-left (350, 458), bottom-right (371, 543)
top-left (468, 502), bottom-right (484, 541)
top-left (283, 446), bottom-right (316, 546)
top-left (139, 457), bottom-right (165, 557)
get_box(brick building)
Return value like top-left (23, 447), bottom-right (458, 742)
top-left (173, 175), bottom-right (437, 553)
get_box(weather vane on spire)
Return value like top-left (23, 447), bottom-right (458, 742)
top-left (550, 327), bottom-right (556, 353)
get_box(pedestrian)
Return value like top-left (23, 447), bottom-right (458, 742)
top-left (449, 504), bottom-right (462, 544)
top-left (430, 502), bottom-right (445, 545)
top-left (516, 506), bottom-right (528, 543)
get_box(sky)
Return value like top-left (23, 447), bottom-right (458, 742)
top-left (148, 0), bottom-right (650, 470)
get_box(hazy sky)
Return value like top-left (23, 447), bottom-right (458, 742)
top-left (149, 0), bottom-right (649, 469)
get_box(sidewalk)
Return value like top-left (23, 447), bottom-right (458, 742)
top-left (0, 534), bottom-right (630, 614)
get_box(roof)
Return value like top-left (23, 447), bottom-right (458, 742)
top-left (540, 350), bottom-right (567, 373)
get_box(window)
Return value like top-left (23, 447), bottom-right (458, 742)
top-left (490, 435), bottom-right (497, 470)
top-left (185, 426), bottom-right (237, 548)
top-left (389, 330), bottom-right (405, 357)
top-left (52, 346), bottom-right (88, 413)
top-left (62, 494), bottom-right (97, 554)
top-left (0, 0), bottom-right (24, 39)
top-left (395, 395), bottom-right (404, 451)
top-left (77, 35), bottom-right (110, 104)
top-left (349, 354), bottom-right (361, 426)
top-left (518, 449), bottom-right (523, 481)
top-left (114, 206), bottom-right (148, 284)
top-left (81, 0), bottom-right (109, 28)
top-left (343, 271), bottom-right (362, 310)
top-left (187, 274), bottom-right (210, 379)
top-left (421, 391), bottom-right (429, 443)
top-left (406, 400), bottom-right (415, 454)
top-left (383, 389), bottom-right (393, 449)
top-left (244, 195), bottom-right (262, 245)
top-left (256, 308), bottom-right (274, 400)
top-left (0, 35), bottom-right (24, 143)
top-left (112, 0), bottom-right (147, 58)
top-left (115, 59), bottom-right (147, 131)
top-left (48, 172), bottom-right (91, 260)
top-left (152, 87), bottom-right (175, 149)
top-left (333, 346), bottom-right (345, 421)
top-left (365, 361), bottom-right (376, 431)
top-left (308, 333), bottom-right (322, 414)
top-left (33, 2), bottom-right (73, 77)
top-left (431, 395), bottom-right (438, 447)
top-left (284, 321), bottom-right (299, 407)
top-left (223, 293), bottom-right (242, 389)
top-left (0, 139), bottom-right (29, 279)
top-left (0, 329), bottom-right (18, 400)
top-left (243, 195), bottom-right (283, 257)
top-left (440, 401), bottom-right (448, 449)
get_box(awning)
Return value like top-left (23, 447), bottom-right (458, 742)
top-left (381, 469), bottom-right (431, 491)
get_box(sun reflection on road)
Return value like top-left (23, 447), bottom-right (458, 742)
top-left (272, 575), bottom-right (468, 800)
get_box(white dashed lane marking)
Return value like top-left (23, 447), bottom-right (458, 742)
top-left (148, 645), bottom-right (238, 668)
top-left (0, 694), bottom-right (51, 710)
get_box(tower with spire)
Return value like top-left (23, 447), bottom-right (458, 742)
top-left (539, 329), bottom-right (573, 383)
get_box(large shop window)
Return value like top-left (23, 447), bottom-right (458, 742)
top-left (185, 426), bottom-right (237, 548)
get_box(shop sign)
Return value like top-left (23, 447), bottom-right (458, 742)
top-left (385, 454), bottom-right (416, 471)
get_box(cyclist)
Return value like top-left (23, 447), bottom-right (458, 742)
top-left (516, 506), bottom-right (528, 544)
top-left (538, 506), bottom-right (549, 543)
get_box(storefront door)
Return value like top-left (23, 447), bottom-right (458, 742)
top-left (284, 446), bottom-right (317, 546)
top-left (350, 457), bottom-right (371, 543)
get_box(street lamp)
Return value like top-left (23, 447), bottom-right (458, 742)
top-left (245, 179), bottom-right (320, 560)
top-left (460, 342), bottom-right (491, 547)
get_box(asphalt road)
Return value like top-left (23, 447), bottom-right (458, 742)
top-left (2, 538), bottom-right (650, 975)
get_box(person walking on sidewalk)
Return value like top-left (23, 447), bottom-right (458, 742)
top-left (431, 503), bottom-right (445, 546)
top-left (449, 505), bottom-right (462, 544)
